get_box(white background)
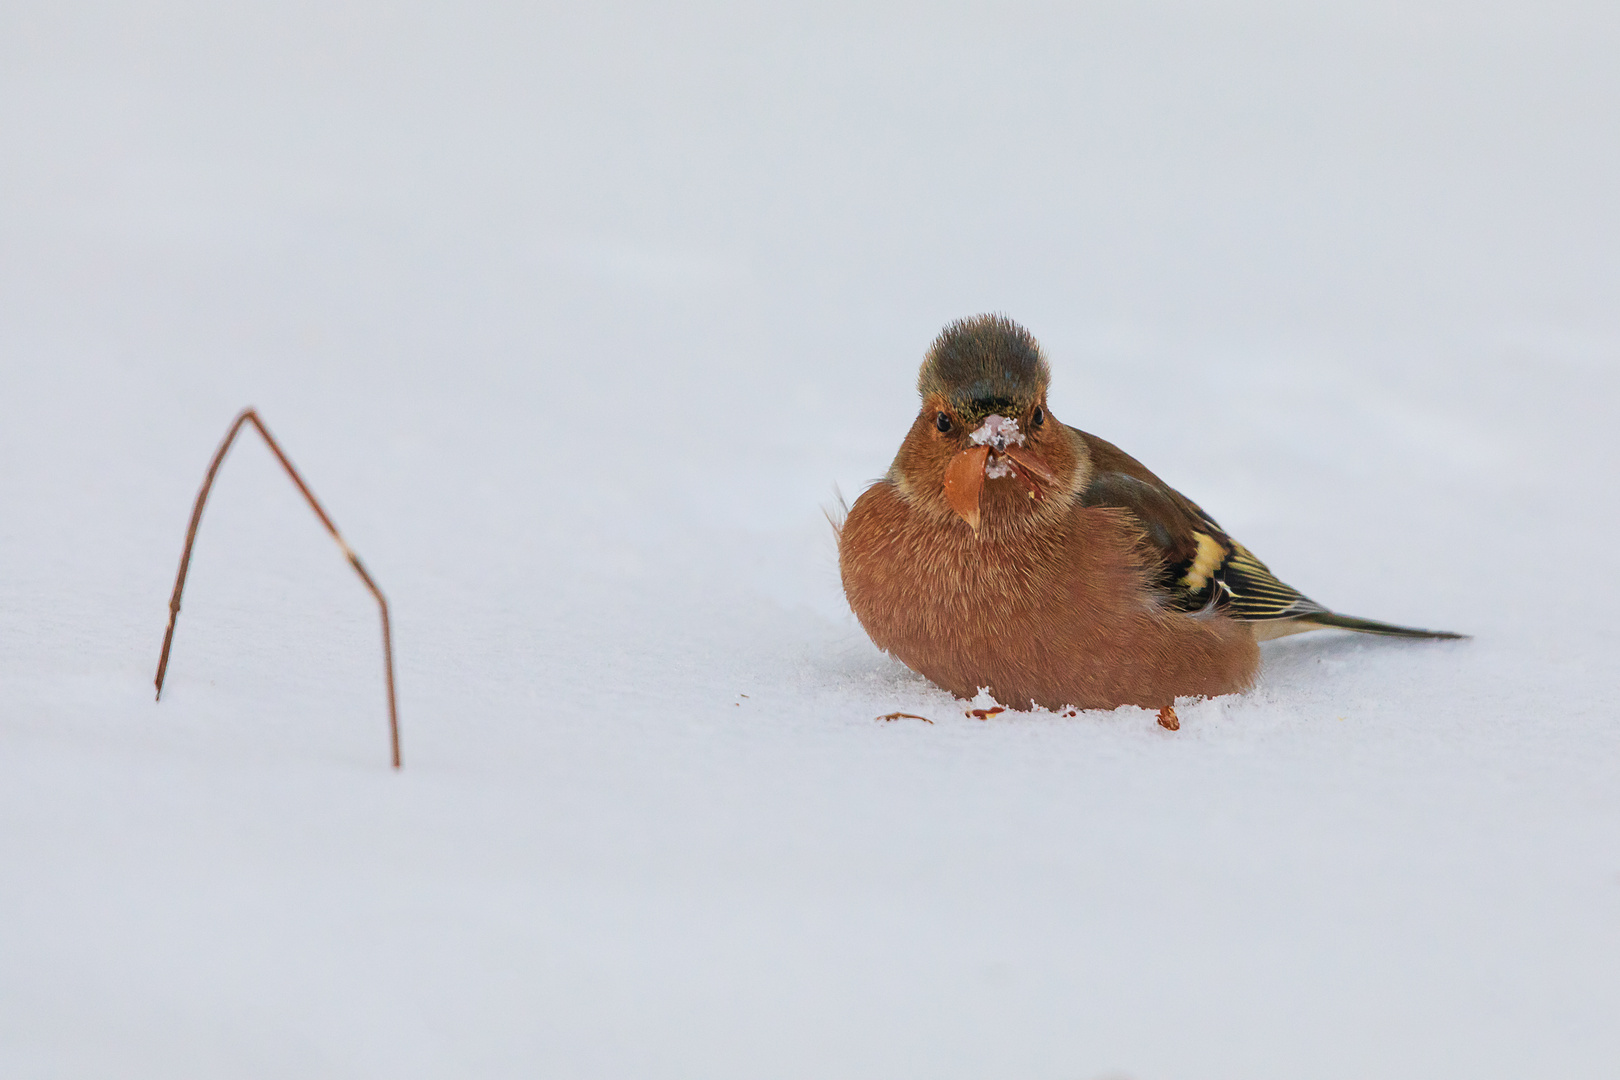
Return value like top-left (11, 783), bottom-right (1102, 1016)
top-left (2, 2), bottom-right (1617, 1077)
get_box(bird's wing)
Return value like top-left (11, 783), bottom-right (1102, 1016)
top-left (1070, 426), bottom-right (1327, 621)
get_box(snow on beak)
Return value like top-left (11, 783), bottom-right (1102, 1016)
top-left (942, 414), bottom-right (1058, 530)
top-left (971, 413), bottom-right (1023, 453)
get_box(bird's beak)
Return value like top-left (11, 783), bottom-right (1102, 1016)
top-left (942, 443), bottom-right (1058, 530)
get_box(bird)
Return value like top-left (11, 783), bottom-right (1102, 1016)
top-left (837, 314), bottom-right (1463, 724)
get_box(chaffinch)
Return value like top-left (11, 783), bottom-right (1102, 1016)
top-left (838, 314), bottom-right (1463, 721)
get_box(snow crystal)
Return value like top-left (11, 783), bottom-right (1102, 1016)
top-left (968, 413), bottom-right (1026, 452)
top-left (983, 454), bottom-right (1018, 479)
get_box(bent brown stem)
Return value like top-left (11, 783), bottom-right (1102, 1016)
top-left (154, 408), bottom-right (402, 770)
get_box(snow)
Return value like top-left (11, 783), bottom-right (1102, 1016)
top-left (969, 414), bottom-right (1025, 451)
top-left (3, 2), bottom-right (1619, 1077)
top-left (982, 454), bottom-right (1017, 480)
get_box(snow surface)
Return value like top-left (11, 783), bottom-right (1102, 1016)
top-left (3, 2), bottom-right (1619, 1077)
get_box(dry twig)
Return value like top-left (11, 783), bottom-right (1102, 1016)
top-left (154, 408), bottom-right (401, 769)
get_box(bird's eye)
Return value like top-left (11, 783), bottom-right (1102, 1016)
top-left (1031, 406), bottom-right (1045, 427)
top-left (935, 412), bottom-right (952, 433)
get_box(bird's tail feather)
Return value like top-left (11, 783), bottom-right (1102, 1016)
top-left (1302, 612), bottom-right (1467, 640)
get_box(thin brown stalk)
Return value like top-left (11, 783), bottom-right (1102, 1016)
top-left (154, 408), bottom-right (402, 769)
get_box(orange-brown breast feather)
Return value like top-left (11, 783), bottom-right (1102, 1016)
top-left (838, 476), bottom-right (1260, 711)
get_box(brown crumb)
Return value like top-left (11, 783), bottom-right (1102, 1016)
top-left (1157, 705), bottom-right (1180, 731)
top-left (877, 712), bottom-right (934, 724)
top-left (967, 707), bottom-right (1006, 720)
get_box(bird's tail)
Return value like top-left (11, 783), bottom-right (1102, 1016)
top-left (1301, 612), bottom-right (1468, 640)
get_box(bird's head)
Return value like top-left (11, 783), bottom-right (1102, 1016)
top-left (891, 314), bottom-right (1084, 531)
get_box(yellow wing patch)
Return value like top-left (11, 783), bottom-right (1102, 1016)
top-left (1179, 531), bottom-right (1226, 593)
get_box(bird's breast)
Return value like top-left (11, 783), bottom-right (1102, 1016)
top-left (836, 480), bottom-right (1258, 710)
